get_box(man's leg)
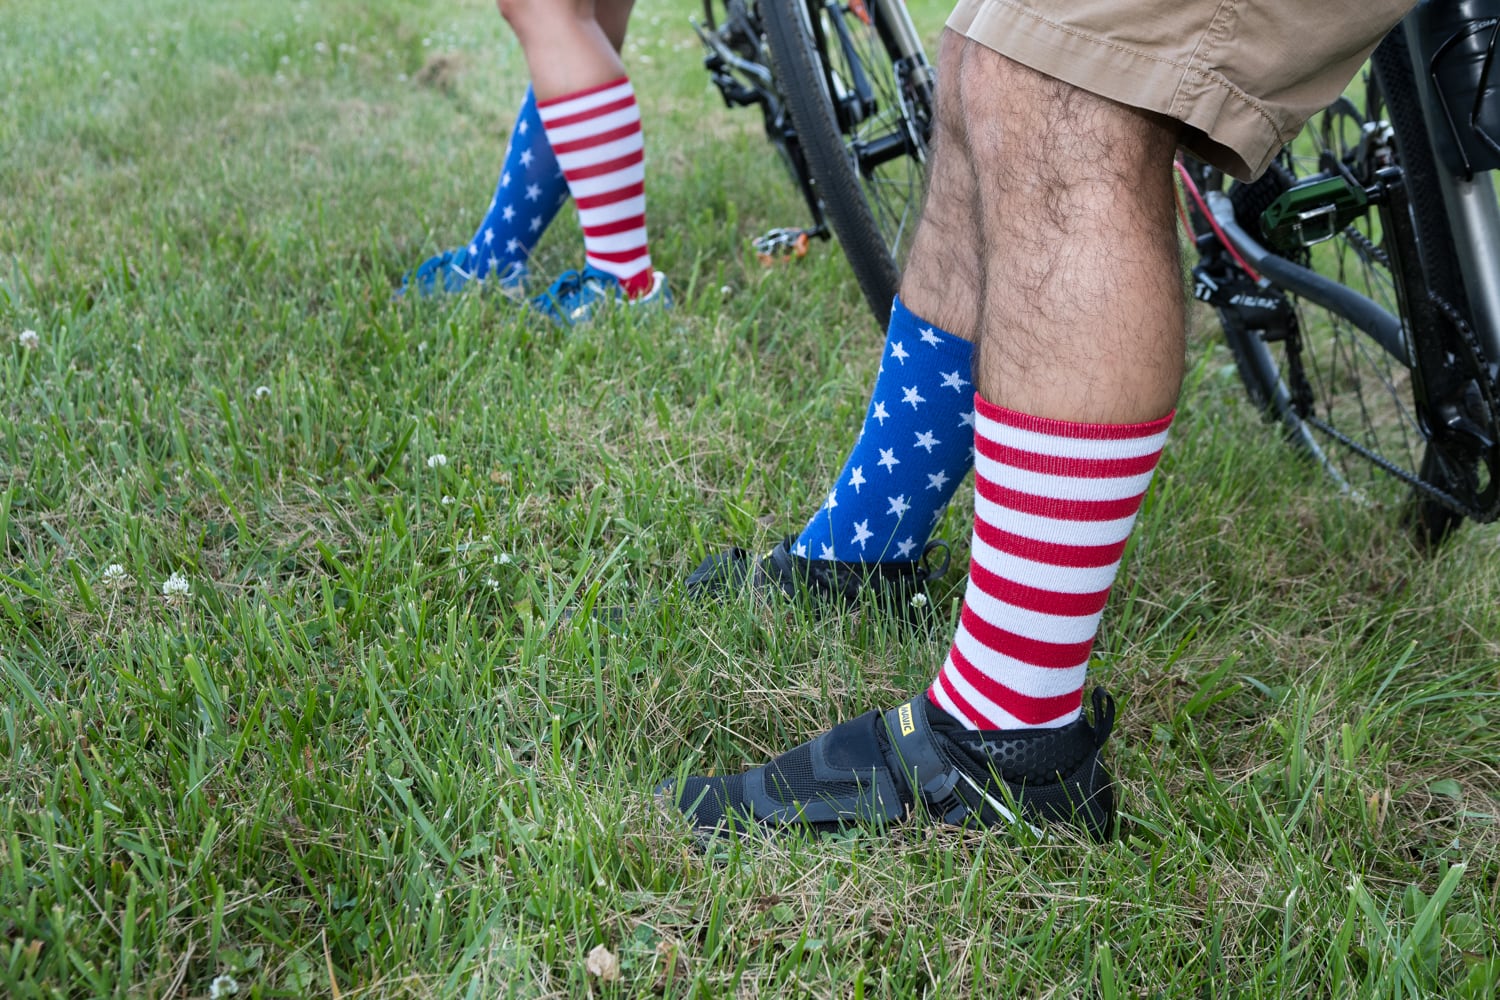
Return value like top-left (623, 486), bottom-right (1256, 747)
top-left (664, 36), bottom-right (1181, 837)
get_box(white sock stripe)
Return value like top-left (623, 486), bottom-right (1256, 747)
top-left (969, 534), bottom-right (1123, 594)
top-left (554, 134), bottom-right (645, 174)
top-left (540, 105), bottom-right (642, 146)
top-left (576, 195), bottom-right (649, 228)
top-left (928, 683), bottom-right (978, 732)
top-left (536, 81), bottom-right (636, 121)
top-left (974, 453), bottom-right (1157, 503)
top-left (976, 411), bottom-right (1171, 461)
top-left (565, 165), bottom-right (647, 201)
top-left (960, 584), bottom-right (1105, 644)
top-left (586, 251), bottom-right (652, 276)
top-left (938, 656), bottom-right (1084, 729)
top-left (973, 492), bottom-right (1141, 547)
top-left (950, 631), bottom-right (1090, 692)
top-left (578, 228), bottom-right (649, 253)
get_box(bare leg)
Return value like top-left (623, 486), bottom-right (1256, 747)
top-left (963, 44), bottom-right (1183, 421)
top-left (498, 0), bottom-right (625, 98)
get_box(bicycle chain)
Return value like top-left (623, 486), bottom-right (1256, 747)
top-left (1300, 289), bottom-right (1500, 522)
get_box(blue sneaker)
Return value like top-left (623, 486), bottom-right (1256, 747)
top-left (399, 249), bottom-right (529, 299)
top-left (529, 265), bottom-right (672, 326)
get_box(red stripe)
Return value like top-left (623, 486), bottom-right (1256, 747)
top-left (584, 247), bottom-right (649, 264)
top-left (617, 267), bottom-right (655, 297)
top-left (975, 434), bottom-right (1164, 478)
top-left (564, 149), bottom-right (644, 182)
top-left (968, 560), bottom-right (1111, 617)
top-left (943, 649), bottom-right (1085, 726)
top-left (973, 518), bottom-right (1126, 569)
top-left (930, 674), bottom-right (995, 730)
top-left (550, 122), bottom-right (642, 156)
top-left (582, 215), bottom-right (646, 238)
top-left (958, 603), bottom-right (1093, 670)
top-left (574, 181), bottom-right (646, 211)
top-left (534, 77), bottom-right (630, 108)
top-left (538, 94), bottom-right (638, 130)
top-left (975, 475), bottom-right (1146, 522)
top-left (975, 393), bottom-right (1175, 441)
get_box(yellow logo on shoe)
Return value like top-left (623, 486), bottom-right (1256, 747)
top-left (898, 703), bottom-right (915, 736)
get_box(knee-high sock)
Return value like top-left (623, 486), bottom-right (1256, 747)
top-left (929, 394), bottom-right (1172, 730)
top-left (464, 87), bottom-right (569, 278)
top-left (793, 296), bottom-right (975, 563)
top-left (536, 77), bottom-right (655, 297)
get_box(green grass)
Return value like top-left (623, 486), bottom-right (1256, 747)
top-left (3, 0), bottom-right (1499, 997)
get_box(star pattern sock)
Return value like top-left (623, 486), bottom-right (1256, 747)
top-left (929, 394), bottom-right (1173, 730)
top-left (536, 77), bottom-right (655, 297)
top-left (794, 296), bottom-right (975, 563)
top-left (464, 87), bottom-right (570, 279)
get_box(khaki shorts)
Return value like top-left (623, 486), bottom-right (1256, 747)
top-left (947, 0), bottom-right (1415, 179)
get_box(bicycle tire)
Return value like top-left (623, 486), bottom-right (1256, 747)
top-left (760, 0), bottom-right (933, 328)
top-left (1207, 30), bottom-right (1494, 544)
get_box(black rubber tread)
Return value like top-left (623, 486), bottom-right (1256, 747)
top-left (1371, 28), bottom-right (1475, 542)
top-left (761, 0), bottom-right (905, 329)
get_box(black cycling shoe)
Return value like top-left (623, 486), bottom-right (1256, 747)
top-left (658, 688), bottom-right (1117, 842)
top-left (683, 536), bottom-right (951, 611)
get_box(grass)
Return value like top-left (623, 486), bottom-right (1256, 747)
top-left (2, 0), bottom-right (1499, 996)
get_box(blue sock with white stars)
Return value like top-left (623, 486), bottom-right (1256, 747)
top-left (793, 296), bottom-right (975, 563)
top-left (463, 86), bottom-right (571, 278)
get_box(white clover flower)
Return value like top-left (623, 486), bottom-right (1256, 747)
top-left (18, 329), bottom-right (39, 350)
top-left (441, 495), bottom-right (456, 506)
top-left (314, 40), bottom-right (328, 54)
top-left (426, 454), bottom-right (447, 469)
top-left (484, 576), bottom-right (500, 590)
top-left (493, 553), bottom-right (512, 565)
top-left (102, 564), bottom-right (131, 588)
top-left (719, 285), bottom-right (734, 299)
top-left (417, 340), bottom-right (428, 354)
top-left (252, 385), bottom-right (271, 400)
top-left (162, 571), bottom-right (191, 598)
top-left (209, 974), bottom-right (240, 999)
top-left (909, 593), bottom-right (929, 608)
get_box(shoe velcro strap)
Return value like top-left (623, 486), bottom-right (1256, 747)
top-left (738, 711), bottom-right (907, 827)
top-left (881, 697), bottom-right (1021, 829)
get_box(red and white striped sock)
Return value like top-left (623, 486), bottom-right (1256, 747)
top-left (929, 393), bottom-right (1173, 730)
top-left (536, 78), bottom-right (655, 298)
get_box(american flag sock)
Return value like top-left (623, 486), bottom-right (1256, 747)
top-left (465, 87), bottom-right (569, 278)
top-left (929, 394), bottom-right (1173, 730)
top-left (536, 77), bottom-right (655, 298)
top-left (793, 296), bottom-right (975, 563)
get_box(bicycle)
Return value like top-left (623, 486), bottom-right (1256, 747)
top-left (694, 0), bottom-right (937, 328)
top-left (1180, 0), bottom-right (1500, 545)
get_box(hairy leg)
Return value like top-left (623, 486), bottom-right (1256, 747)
top-left (498, 0), bottom-right (624, 98)
top-left (897, 30), bottom-right (983, 342)
top-left (960, 44), bottom-right (1183, 422)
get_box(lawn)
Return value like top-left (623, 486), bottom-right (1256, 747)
top-left (2, 0), bottom-right (1498, 996)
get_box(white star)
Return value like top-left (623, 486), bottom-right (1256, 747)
top-left (959, 409), bottom-right (976, 428)
top-left (502, 205), bottom-right (515, 222)
top-left (483, 227), bottom-right (495, 245)
top-left (919, 326), bottom-right (941, 347)
top-left (793, 541), bottom-right (808, 558)
top-left (518, 119), bottom-right (529, 135)
top-left (926, 470), bottom-right (950, 491)
top-left (519, 150), bottom-right (534, 168)
top-left (895, 537), bottom-right (917, 558)
top-left (872, 401), bottom-right (890, 425)
top-left (849, 466), bottom-right (865, 493)
top-left (525, 183), bottom-right (541, 202)
top-left (850, 520), bottom-right (873, 549)
top-left (468, 242), bottom-right (478, 256)
top-left (940, 370), bottom-right (969, 392)
top-left (529, 216), bottom-right (542, 232)
top-left (505, 238), bottom-right (521, 253)
top-left (886, 495), bottom-right (910, 517)
top-left (501, 171), bottom-right (512, 188)
top-left (931, 507), bottom-right (946, 525)
top-left (901, 385), bottom-right (926, 409)
top-left (890, 341), bottom-right (909, 364)
top-left (914, 430), bottom-right (939, 453)
top-left (819, 543), bottom-right (836, 561)
top-left (824, 488), bottom-right (838, 510)
top-left (878, 448), bottom-right (900, 472)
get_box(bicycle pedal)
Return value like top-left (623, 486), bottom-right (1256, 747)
top-left (753, 227), bottom-right (812, 264)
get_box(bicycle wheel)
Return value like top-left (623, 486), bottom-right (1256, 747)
top-left (1202, 31), bottom-right (1499, 544)
top-left (761, 0), bottom-right (935, 328)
